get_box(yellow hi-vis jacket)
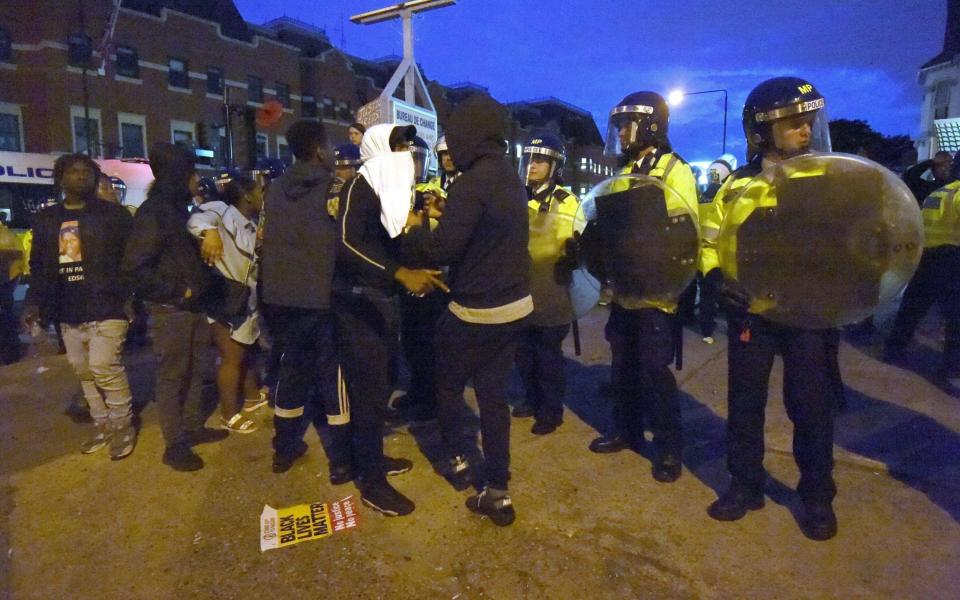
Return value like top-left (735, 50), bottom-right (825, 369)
top-left (527, 183), bottom-right (579, 326)
top-left (921, 180), bottom-right (960, 249)
top-left (613, 152), bottom-right (699, 313)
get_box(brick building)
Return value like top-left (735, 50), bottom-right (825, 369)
top-left (0, 0), bottom-right (610, 189)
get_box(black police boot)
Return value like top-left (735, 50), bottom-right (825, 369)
top-left (328, 462), bottom-right (354, 485)
top-left (799, 502), bottom-right (838, 541)
top-left (707, 485), bottom-right (765, 521)
top-left (652, 450), bottom-right (682, 483)
top-left (588, 434), bottom-right (628, 454)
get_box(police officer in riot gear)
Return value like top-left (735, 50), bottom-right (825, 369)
top-left (586, 91), bottom-right (699, 485)
top-left (512, 132), bottom-right (580, 434)
top-left (432, 135), bottom-right (460, 192)
top-left (328, 143), bottom-right (362, 220)
top-left (701, 77), bottom-right (841, 541)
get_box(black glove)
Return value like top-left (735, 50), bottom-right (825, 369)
top-left (720, 282), bottom-right (751, 314)
top-left (576, 224), bottom-right (607, 283)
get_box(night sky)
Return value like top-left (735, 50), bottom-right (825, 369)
top-left (235, 0), bottom-right (944, 163)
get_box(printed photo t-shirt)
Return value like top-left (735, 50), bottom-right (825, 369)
top-left (57, 209), bottom-right (91, 324)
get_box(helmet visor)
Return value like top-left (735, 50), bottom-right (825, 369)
top-left (410, 146), bottom-right (429, 183)
top-left (767, 104), bottom-right (831, 158)
top-left (519, 147), bottom-right (562, 187)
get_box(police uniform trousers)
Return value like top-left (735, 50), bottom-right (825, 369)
top-left (399, 290), bottom-right (446, 413)
top-left (263, 305), bottom-right (349, 467)
top-left (698, 268), bottom-right (723, 338)
top-left (726, 312), bottom-right (839, 505)
top-left (605, 305), bottom-right (682, 452)
top-left (332, 287), bottom-right (400, 485)
top-left (435, 310), bottom-right (523, 490)
top-left (515, 323), bottom-right (570, 425)
top-left (886, 246), bottom-right (960, 376)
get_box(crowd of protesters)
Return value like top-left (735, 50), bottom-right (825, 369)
top-left (1, 90), bottom-right (957, 536)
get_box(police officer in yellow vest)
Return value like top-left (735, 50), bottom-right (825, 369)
top-left (587, 91), bottom-right (699, 485)
top-left (511, 133), bottom-right (579, 434)
top-left (885, 179), bottom-right (960, 378)
top-left (430, 135), bottom-right (460, 194)
top-left (702, 77), bottom-right (841, 541)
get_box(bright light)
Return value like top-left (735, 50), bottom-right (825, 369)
top-left (668, 89), bottom-right (685, 106)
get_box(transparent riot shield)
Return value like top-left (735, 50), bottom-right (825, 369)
top-left (717, 153), bottom-right (923, 329)
top-left (528, 205), bottom-right (578, 325)
top-left (574, 174), bottom-right (699, 309)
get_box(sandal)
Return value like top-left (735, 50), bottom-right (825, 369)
top-left (220, 412), bottom-right (258, 434)
top-left (243, 389), bottom-right (269, 413)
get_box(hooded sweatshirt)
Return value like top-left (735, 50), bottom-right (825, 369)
top-left (403, 94), bottom-right (532, 323)
top-left (122, 142), bottom-right (211, 310)
top-left (260, 160), bottom-right (337, 309)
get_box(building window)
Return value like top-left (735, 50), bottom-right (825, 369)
top-left (934, 82), bottom-right (953, 120)
top-left (336, 101), bottom-right (352, 122)
top-left (168, 57), bottom-right (189, 89)
top-left (301, 95), bottom-right (317, 118)
top-left (248, 76), bottom-right (263, 103)
top-left (170, 119), bottom-right (196, 146)
top-left (117, 112), bottom-right (147, 158)
top-left (256, 133), bottom-right (269, 160)
top-left (115, 46), bottom-right (139, 78)
top-left (275, 83), bottom-right (290, 108)
top-left (207, 67), bottom-right (223, 95)
top-left (0, 27), bottom-right (12, 63)
top-left (70, 106), bottom-right (102, 156)
top-left (0, 104), bottom-right (22, 151)
top-left (322, 97), bottom-right (334, 120)
top-left (68, 34), bottom-right (92, 67)
top-left (277, 135), bottom-right (291, 165)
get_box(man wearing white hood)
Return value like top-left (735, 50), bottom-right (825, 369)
top-left (334, 123), bottom-right (447, 517)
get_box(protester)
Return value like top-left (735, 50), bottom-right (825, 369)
top-left (903, 151), bottom-right (954, 205)
top-left (24, 153), bottom-right (137, 459)
top-left (403, 95), bottom-right (532, 526)
top-left (348, 122), bottom-right (366, 146)
top-left (259, 120), bottom-right (352, 481)
top-left (122, 142), bottom-right (226, 472)
top-left (188, 173), bottom-right (263, 434)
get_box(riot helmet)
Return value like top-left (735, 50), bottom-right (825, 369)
top-left (435, 135), bottom-right (456, 175)
top-left (214, 168), bottom-right (242, 193)
top-left (410, 135), bottom-right (430, 183)
top-left (334, 143), bottom-right (362, 168)
top-left (519, 132), bottom-right (566, 187)
top-left (249, 158), bottom-right (285, 190)
top-left (742, 77), bottom-right (831, 162)
top-left (109, 176), bottom-right (127, 204)
top-left (604, 91), bottom-right (670, 158)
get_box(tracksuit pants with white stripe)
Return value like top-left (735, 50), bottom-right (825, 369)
top-left (262, 305), bottom-right (350, 467)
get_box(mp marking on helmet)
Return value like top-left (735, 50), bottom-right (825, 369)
top-left (798, 84), bottom-right (814, 94)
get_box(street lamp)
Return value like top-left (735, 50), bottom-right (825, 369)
top-left (668, 88), bottom-right (728, 155)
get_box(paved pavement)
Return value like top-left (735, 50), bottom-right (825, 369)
top-left (0, 304), bottom-right (958, 599)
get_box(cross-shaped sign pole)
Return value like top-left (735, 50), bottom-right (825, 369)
top-left (350, 0), bottom-right (455, 109)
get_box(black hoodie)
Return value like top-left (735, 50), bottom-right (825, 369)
top-left (403, 95), bottom-right (531, 316)
top-left (122, 143), bottom-right (211, 310)
top-left (260, 160), bottom-right (337, 310)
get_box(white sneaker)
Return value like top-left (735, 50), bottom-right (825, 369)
top-left (702, 336), bottom-right (715, 345)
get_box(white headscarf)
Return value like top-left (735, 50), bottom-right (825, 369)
top-left (358, 123), bottom-right (415, 239)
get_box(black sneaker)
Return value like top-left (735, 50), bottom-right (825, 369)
top-left (384, 456), bottom-right (413, 476)
top-left (531, 420), bottom-right (560, 435)
top-left (329, 463), bottom-right (354, 485)
top-left (800, 503), bottom-right (838, 541)
top-left (707, 486), bottom-right (765, 521)
top-left (272, 440), bottom-right (308, 474)
top-left (162, 443), bottom-right (203, 472)
top-left (466, 488), bottom-right (516, 527)
top-left (184, 427), bottom-right (229, 446)
top-left (446, 455), bottom-right (472, 491)
top-left (511, 405), bottom-right (534, 418)
top-left (588, 434), bottom-right (628, 454)
top-left (361, 480), bottom-right (415, 517)
top-left (651, 451), bottom-right (682, 483)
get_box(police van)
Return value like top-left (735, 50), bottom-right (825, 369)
top-left (0, 151), bottom-right (154, 229)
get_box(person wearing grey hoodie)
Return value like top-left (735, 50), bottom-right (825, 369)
top-left (259, 120), bottom-right (350, 480)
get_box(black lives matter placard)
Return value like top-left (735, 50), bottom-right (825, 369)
top-left (259, 496), bottom-right (360, 552)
